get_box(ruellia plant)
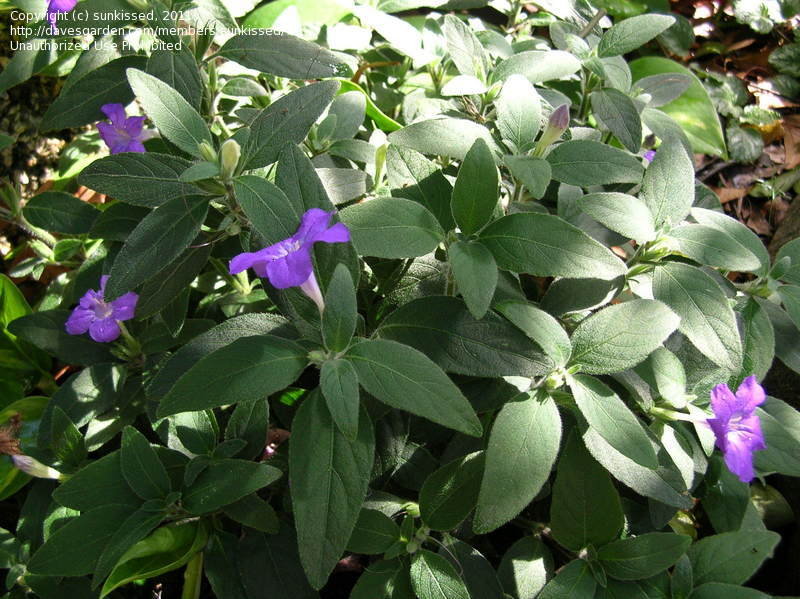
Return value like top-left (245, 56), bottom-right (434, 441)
top-left (2, 1), bottom-right (800, 598)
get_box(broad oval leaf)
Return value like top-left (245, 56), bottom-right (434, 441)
top-left (475, 391), bottom-right (561, 533)
top-left (23, 191), bottom-right (98, 235)
top-left (388, 117), bottom-right (499, 161)
top-left (449, 240), bottom-right (498, 320)
top-left (183, 459), bottom-right (282, 514)
top-left (598, 14), bottom-right (675, 57)
top-left (346, 338), bottom-right (482, 437)
top-left (346, 509), bottom-right (401, 554)
top-left (569, 299), bottom-right (680, 374)
top-left (320, 358), bottom-right (360, 441)
top-left (493, 50), bottom-right (581, 83)
top-left (420, 451), bottom-right (484, 531)
top-left (495, 300), bottom-right (571, 366)
top-left (497, 536), bottom-right (553, 599)
top-left (547, 140), bottom-right (644, 186)
top-left (578, 192), bottom-right (656, 243)
top-left (480, 212), bottom-right (627, 280)
top-left (591, 88), bottom-right (643, 152)
top-left (598, 533), bottom-right (691, 580)
top-left (640, 135), bottom-right (695, 230)
top-left (496, 75), bottom-right (542, 154)
top-left (290, 392), bottom-right (374, 589)
top-left (410, 549), bottom-right (470, 599)
top-left (688, 530), bottom-right (780, 586)
top-left (157, 335), bottom-right (308, 417)
top-left (668, 224), bottom-right (763, 272)
top-left (451, 138), bottom-right (499, 235)
top-left (538, 559), bottom-right (596, 599)
top-left (377, 296), bottom-right (552, 377)
top-left (340, 197), bottom-right (444, 259)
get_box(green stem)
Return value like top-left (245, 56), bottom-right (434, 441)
top-left (181, 551), bottom-right (204, 599)
top-left (579, 9), bottom-right (606, 38)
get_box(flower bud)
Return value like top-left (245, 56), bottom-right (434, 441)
top-left (533, 104), bottom-right (570, 156)
top-left (220, 139), bottom-right (241, 181)
top-left (199, 141), bottom-right (217, 164)
top-left (12, 455), bottom-right (62, 480)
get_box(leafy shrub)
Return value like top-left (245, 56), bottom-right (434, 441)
top-left (1, 1), bottom-right (800, 598)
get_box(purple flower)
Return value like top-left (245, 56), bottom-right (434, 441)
top-left (96, 104), bottom-right (154, 154)
top-left (707, 375), bottom-right (767, 483)
top-left (229, 208), bottom-right (350, 311)
top-left (643, 150), bottom-right (657, 163)
top-left (46, 0), bottom-right (77, 31)
top-left (65, 276), bottom-right (138, 343)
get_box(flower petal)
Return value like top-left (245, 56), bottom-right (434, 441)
top-left (89, 318), bottom-right (121, 343)
top-left (111, 292), bottom-right (139, 321)
top-left (65, 307), bottom-right (94, 335)
top-left (735, 375), bottom-right (766, 413)
top-left (123, 115), bottom-right (147, 137)
top-left (266, 248), bottom-right (313, 289)
top-left (49, 0), bottom-right (78, 11)
top-left (97, 123), bottom-right (131, 155)
top-left (100, 104), bottom-right (127, 126)
top-left (723, 432), bottom-right (757, 483)
top-left (315, 221), bottom-right (350, 244)
top-left (709, 383), bottom-right (736, 421)
top-left (295, 208), bottom-right (333, 243)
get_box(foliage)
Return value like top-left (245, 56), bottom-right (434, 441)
top-left (0, 1), bottom-right (799, 598)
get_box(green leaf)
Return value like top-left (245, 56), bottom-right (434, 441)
top-left (182, 459), bottom-right (281, 514)
top-left (495, 300), bottom-right (571, 366)
top-left (244, 80), bottom-right (340, 169)
top-left (598, 14), bottom-right (675, 57)
top-left (652, 262), bottom-right (742, 371)
top-left (351, 559), bottom-right (412, 599)
top-left (222, 493), bottom-right (279, 534)
top-left (581, 425), bottom-right (692, 509)
top-left (630, 57), bottom-right (726, 157)
top-left (493, 50), bottom-right (581, 83)
top-left (668, 224), bottom-right (763, 272)
top-left (204, 532), bottom-right (249, 599)
top-left (538, 559), bottom-right (597, 599)
top-left (53, 451), bottom-right (140, 511)
top-left (8, 310), bottom-right (114, 366)
top-left (337, 79), bottom-right (402, 132)
top-left (157, 334), bottom-right (307, 417)
top-left (703, 458), bottom-right (750, 533)
top-left (496, 75), bottom-right (542, 153)
top-left (238, 525), bottom-right (319, 599)
top-left (147, 313), bottom-right (295, 398)
top-left (442, 14), bottom-right (488, 79)
top-left (550, 432), bottom-right (623, 551)
top-left (449, 240), bottom-right (498, 319)
top-left (234, 175), bottom-right (298, 246)
top-left (40, 56), bottom-right (147, 131)
top-left (320, 358), bottom-right (360, 441)
top-left (480, 212), bottom-right (627, 280)
top-left (736, 299), bottom-right (775, 383)
top-left (136, 246), bottom-right (211, 318)
top-left (419, 451), bottom-right (484, 531)
top-left (755, 397), bottom-right (800, 477)
top-left (688, 531), bottom-right (780, 586)
top-left (387, 145), bottom-right (454, 231)
top-left (568, 374), bottom-right (658, 469)
top-left (727, 125), bottom-right (763, 163)
top-left (578, 192), bottom-right (656, 242)
top-left (322, 264), bottom-right (357, 352)
top-left (475, 391), bottom-right (561, 533)
top-left (776, 238), bottom-right (800, 285)
top-left (28, 504), bottom-right (133, 576)
top-left (547, 140), bottom-right (644, 186)
top-left (126, 69), bottom-right (212, 157)
top-left (346, 509), bottom-right (402, 554)
top-left (346, 339), bottom-right (482, 436)
top-left (101, 521), bottom-right (208, 598)
top-left (79, 153), bottom-right (198, 208)
top-left (377, 296), bottom-right (552, 377)
top-left (504, 156), bottom-right (552, 199)
top-left (438, 539), bottom-right (504, 599)
top-left (569, 299), bottom-right (679, 374)
top-left (388, 117), bottom-right (499, 161)
top-left (410, 549), bottom-right (470, 599)
top-left (451, 139), bottom-right (499, 236)
top-left (636, 73), bottom-right (693, 108)
top-left (328, 91), bottom-right (366, 140)
top-left (497, 536), bottom-right (553, 599)
top-left (340, 197), bottom-right (444, 259)
top-left (23, 192), bottom-right (98, 234)
top-left (598, 533), bottom-right (691, 580)
top-left (290, 392), bottom-right (374, 589)
top-left (219, 32), bottom-right (348, 78)
top-left (120, 426), bottom-right (171, 501)
top-left (640, 136), bottom-right (694, 229)
top-left (690, 583), bottom-right (770, 599)
top-left (106, 195), bottom-right (209, 300)
top-left (146, 50), bottom-right (203, 111)
top-left (691, 207), bottom-right (770, 276)
top-left (778, 285), bottom-right (800, 331)
top-left (591, 88), bottom-right (643, 152)
top-left (93, 509), bottom-right (165, 587)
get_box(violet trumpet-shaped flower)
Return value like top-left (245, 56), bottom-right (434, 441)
top-left (707, 375), bottom-right (767, 483)
top-left (229, 208), bottom-right (350, 311)
top-left (96, 104), bottom-right (154, 154)
top-left (643, 150), bottom-right (656, 163)
top-left (46, 0), bottom-right (77, 31)
top-left (65, 276), bottom-right (138, 343)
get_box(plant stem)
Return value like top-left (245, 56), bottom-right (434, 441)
top-left (181, 551), bottom-right (204, 599)
top-left (579, 9), bottom-right (606, 38)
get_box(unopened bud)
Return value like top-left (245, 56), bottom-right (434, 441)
top-left (533, 104), bottom-right (570, 156)
top-left (406, 541), bottom-right (419, 553)
top-left (220, 139), bottom-right (241, 181)
top-left (199, 141), bottom-right (217, 164)
top-left (12, 455), bottom-right (62, 480)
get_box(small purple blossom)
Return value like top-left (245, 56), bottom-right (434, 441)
top-left (229, 208), bottom-right (350, 311)
top-left (46, 0), bottom-right (77, 31)
top-left (65, 276), bottom-right (138, 343)
top-left (96, 104), bottom-right (154, 154)
top-left (643, 150), bottom-right (657, 163)
top-left (707, 375), bottom-right (767, 483)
